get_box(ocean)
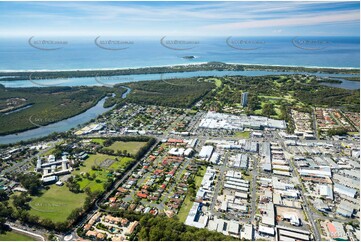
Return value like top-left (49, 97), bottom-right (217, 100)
top-left (0, 36), bottom-right (359, 71)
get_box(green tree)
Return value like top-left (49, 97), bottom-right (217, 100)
top-left (262, 103), bottom-right (276, 117)
top-left (17, 173), bottom-right (41, 195)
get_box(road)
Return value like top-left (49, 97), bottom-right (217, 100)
top-left (249, 154), bottom-right (259, 224)
top-left (6, 223), bottom-right (45, 241)
top-left (210, 151), bottom-right (228, 213)
top-left (299, 189), bottom-right (321, 241)
top-left (311, 107), bottom-right (319, 140)
top-left (285, 145), bottom-right (321, 241)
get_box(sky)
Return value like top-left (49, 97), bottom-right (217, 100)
top-left (0, 1), bottom-right (359, 37)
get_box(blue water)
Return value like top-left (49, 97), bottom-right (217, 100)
top-left (0, 70), bottom-right (359, 89)
top-left (0, 36), bottom-right (359, 70)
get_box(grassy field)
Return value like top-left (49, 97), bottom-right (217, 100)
top-left (177, 193), bottom-right (193, 222)
top-left (93, 140), bottom-right (147, 156)
top-left (242, 172), bottom-right (252, 182)
top-left (177, 166), bottom-right (207, 222)
top-left (91, 138), bottom-right (105, 145)
top-left (0, 231), bottom-right (36, 241)
top-left (194, 166), bottom-right (207, 186)
top-left (29, 185), bottom-right (87, 223)
top-left (205, 78), bottom-right (222, 87)
top-left (234, 131), bottom-right (250, 139)
top-left (72, 154), bottom-right (134, 192)
top-left (347, 132), bottom-right (360, 135)
top-left (108, 141), bottom-right (147, 155)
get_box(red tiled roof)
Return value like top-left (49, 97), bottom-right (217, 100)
top-left (136, 192), bottom-right (148, 199)
top-left (168, 138), bottom-right (183, 143)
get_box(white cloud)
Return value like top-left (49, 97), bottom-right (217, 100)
top-left (203, 10), bottom-right (360, 31)
top-left (0, 1), bottom-right (359, 37)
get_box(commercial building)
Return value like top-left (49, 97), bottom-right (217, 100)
top-left (283, 214), bottom-right (301, 226)
top-left (241, 224), bottom-right (254, 240)
top-left (168, 148), bottom-right (185, 156)
top-left (314, 198), bottom-right (331, 213)
top-left (327, 222), bottom-right (348, 240)
top-left (276, 225), bottom-right (311, 241)
top-left (334, 183), bottom-right (357, 198)
top-left (233, 154), bottom-right (248, 170)
top-left (228, 221), bottom-right (241, 237)
top-left (262, 142), bottom-right (272, 172)
top-left (299, 166), bottom-right (332, 178)
top-left (198, 112), bottom-right (286, 131)
top-left (185, 202), bottom-right (208, 229)
top-left (198, 146), bottom-right (214, 161)
top-left (209, 152), bottom-right (220, 164)
top-left (336, 201), bottom-right (355, 218)
top-left (318, 184), bottom-right (334, 200)
top-left (259, 225), bottom-right (275, 236)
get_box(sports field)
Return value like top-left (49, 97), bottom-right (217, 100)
top-left (0, 231), bottom-right (36, 241)
top-left (108, 141), bottom-right (147, 155)
top-left (72, 154), bottom-right (134, 192)
top-left (29, 185), bottom-right (87, 223)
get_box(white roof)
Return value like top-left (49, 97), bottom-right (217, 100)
top-left (299, 166), bottom-right (331, 178)
top-left (184, 148), bottom-right (193, 156)
top-left (199, 145), bottom-right (214, 159)
top-left (262, 216), bottom-right (275, 226)
top-left (334, 183), bottom-right (357, 198)
top-left (228, 221), bottom-right (240, 234)
top-left (235, 192), bottom-right (248, 199)
top-left (221, 201), bottom-right (228, 210)
top-left (259, 225), bottom-right (275, 235)
top-left (242, 224), bottom-right (253, 240)
top-left (210, 152), bottom-right (220, 164)
top-left (199, 111), bottom-right (286, 130)
top-left (318, 185), bottom-right (333, 197)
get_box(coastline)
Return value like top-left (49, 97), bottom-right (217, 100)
top-left (0, 61), bottom-right (359, 73)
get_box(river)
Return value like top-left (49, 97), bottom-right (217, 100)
top-left (0, 70), bottom-right (359, 89)
top-left (0, 96), bottom-right (116, 145)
